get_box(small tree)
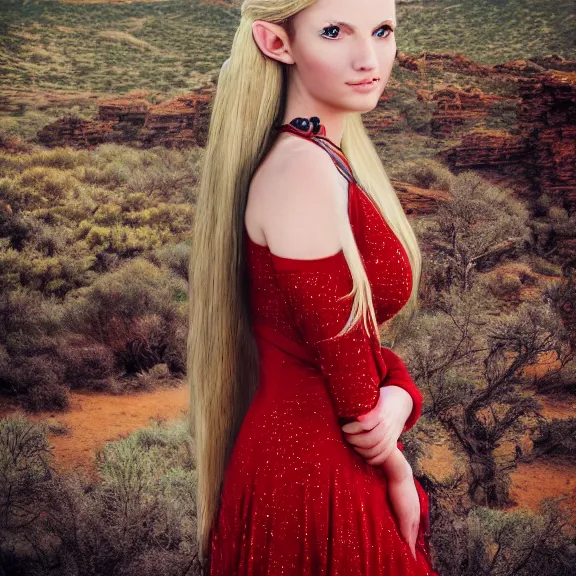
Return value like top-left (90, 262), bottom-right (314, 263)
top-left (420, 172), bottom-right (530, 291)
top-left (399, 286), bottom-right (566, 507)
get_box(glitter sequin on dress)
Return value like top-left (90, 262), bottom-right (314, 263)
top-left (208, 119), bottom-right (440, 575)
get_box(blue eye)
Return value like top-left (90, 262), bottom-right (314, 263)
top-left (375, 25), bottom-right (393, 38)
top-left (320, 24), bottom-right (394, 40)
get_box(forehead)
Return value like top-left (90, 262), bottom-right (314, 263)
top-left (301, 0), bottom-right (396, 24)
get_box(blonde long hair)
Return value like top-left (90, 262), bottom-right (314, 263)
top-left (187, 0), bottom-right (422, 565)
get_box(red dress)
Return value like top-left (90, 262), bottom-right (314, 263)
top-left (208, 122), bottom-right (439, 575)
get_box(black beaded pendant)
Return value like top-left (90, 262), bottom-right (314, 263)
top-left (287, 116), bottom-right (322, 136)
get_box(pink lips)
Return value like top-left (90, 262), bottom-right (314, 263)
top-left (347, 78), bottom-right (380, 92)
top-left (348, 77), bottom-right (379, 86)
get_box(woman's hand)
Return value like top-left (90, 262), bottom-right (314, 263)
top-left (341, 385), bottom-right (413, 465)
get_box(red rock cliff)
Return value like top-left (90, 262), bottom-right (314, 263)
top-left (37, 88), bottom-right (214, 149)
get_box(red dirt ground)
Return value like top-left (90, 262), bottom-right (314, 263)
top-left (0, 385), bottom-right (189, 479)
top-left (1, 383), bottom-right (573, 522)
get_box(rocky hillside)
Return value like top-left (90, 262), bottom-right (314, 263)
top-left (31, 52), bottom-right (575, 215)
top-left (36, 87), bottom-right (214, 149)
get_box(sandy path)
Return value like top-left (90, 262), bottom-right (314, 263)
top-left (1, 384), bottom-right (189, 478)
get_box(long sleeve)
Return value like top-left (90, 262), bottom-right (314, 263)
top-left (270, 250), bottom-right (390, 422)
top-left (379, 346), bottom-right (423, 433)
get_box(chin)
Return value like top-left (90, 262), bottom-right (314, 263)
top-left (346, 98), bottom-right (380, 115)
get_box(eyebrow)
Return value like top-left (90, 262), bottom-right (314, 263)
top-left (325, 19), bottom-right (396, 31)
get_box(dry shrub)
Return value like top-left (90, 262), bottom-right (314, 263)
top-left (530, 417), bottom-right (576, 458)
top-left (150, 241), bottom-right (191, 281)
top-left (419, 172), bottom-right (530, 291)
top-left (43, 419), bottom-right (198, 575)
top-left (488, 271), bottom-right (522, 300)
top-left (8, 355), bottom-right (69, 412)
top-left (531, 255), bottom-right (562, 277)
top-left (0, 415), bottom-right (200, 575)
top-left (533, 359), bottom-right (576, 395)
top-left (134, 363), bottom-right (175, 392)
top-left (57, 340), bottom-right (116, 389)
top-left (393, 158), bottom-right (455, 191)
top-left (62, 258), bottom-right (187, 376)
top-left (431, 500), bottom-right (575, 576)
top-left (24, 381), bottom-right (69, 412)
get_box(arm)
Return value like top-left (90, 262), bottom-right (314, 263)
top-left (271, 251), bottom-right (387, 421)
top-left (380, 445), bottom-right (421, 560)
top-left (380, 445), bottom-right (413, 483)
top-left (379, 346), bottom-right (423, 433)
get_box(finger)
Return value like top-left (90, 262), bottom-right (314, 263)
top-left (341, 420), bottom-right (367, 434)
top-left (344, 421), bottom-right (387, 449)
top-left (355, 409), bottom-right (380, 431)
top-left (354, 435), bottom-right (388, 458)
top-left (368, 441), bottom-right (394, 465)
top-left (353, 431), bottom-right (391, 459)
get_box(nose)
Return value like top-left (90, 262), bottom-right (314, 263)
top-left (351, 35), bottom-right (379, 72)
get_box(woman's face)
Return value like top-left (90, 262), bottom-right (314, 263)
top-left (285, 0), bottom-right (397, 114)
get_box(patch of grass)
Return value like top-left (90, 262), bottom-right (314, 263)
top-left (396, 0), bottom-right (575, 65)
top-left (0, 0), bottom-right (572, 100)
top-left (0, 0), bottom-right (239, 94)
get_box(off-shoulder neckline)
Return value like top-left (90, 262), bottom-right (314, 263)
top-left (245, 178), bottom-right (358, 269)
top-left (245, 231), bottom-right (345, 265)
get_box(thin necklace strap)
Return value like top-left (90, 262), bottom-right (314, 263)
top-left (309, 137), bottom-right (356, 186)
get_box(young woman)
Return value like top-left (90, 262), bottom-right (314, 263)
top-left (187, 0), bottom-right (439, 574)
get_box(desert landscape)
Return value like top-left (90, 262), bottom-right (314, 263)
top-left (0, 0), bottom-right (575, 575)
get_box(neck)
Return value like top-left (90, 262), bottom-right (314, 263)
top-left (281, 82), bottom-right (347, 147)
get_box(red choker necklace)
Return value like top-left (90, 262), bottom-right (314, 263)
top-left (275, 116), bottom-right (346, 153)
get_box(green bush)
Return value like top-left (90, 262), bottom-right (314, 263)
top-left (391, 158), bottom-right (454, 191)
top-left (62, 258), bottom-right (187, 377)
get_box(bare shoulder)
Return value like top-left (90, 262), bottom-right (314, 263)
top-left (246, 134), bottom-right (349, 259)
